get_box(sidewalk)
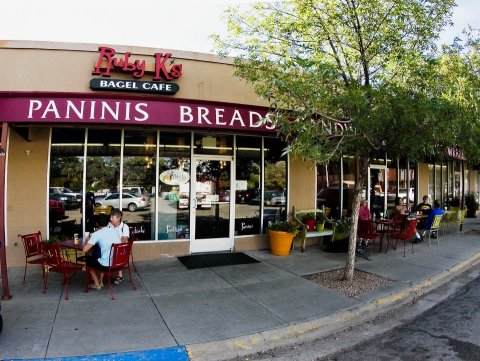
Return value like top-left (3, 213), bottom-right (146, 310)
top-left (1, 218), bottom-right (480, 361)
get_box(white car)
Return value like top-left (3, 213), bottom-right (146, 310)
top-left (95, 192), bottom-right (151, 212)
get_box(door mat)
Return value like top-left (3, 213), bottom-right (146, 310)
top-left (178, 252), bottom-right (260, 269)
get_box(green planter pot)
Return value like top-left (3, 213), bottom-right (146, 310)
top-left (315, 222), bottom-right (325, 232)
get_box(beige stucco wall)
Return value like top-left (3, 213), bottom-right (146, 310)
top-left (289, 157), bottom-right (316, 210)
top-left (417, 163), bottom-right (429, 200)
top-left (6, 126), bottom-right (49, 265)
top-left (0, 41), bottom-right (268, 107)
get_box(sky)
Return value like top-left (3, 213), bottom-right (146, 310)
top-left (0, 0), bottom-right (479, 54)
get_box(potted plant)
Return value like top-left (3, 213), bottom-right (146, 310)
top-left (268, 219), bottom-right (301, 256)
top-left (302, 212), bottom-right (316, 232)
top-left (333, 217), bottom-right (352, 241)
top-left (315, 212), bottom-right (326, 231)
top-left (465, 192), bottom-right (479, 218)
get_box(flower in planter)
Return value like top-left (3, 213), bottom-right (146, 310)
top-left (268, 219), bottom-right (302, 236)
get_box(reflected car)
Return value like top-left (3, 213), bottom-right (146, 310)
top-left (49, 197), bottom-right (65, 221)
top-left (49, 192), bottom-right (77, 209)
top-left (244, 189), bottom-right (261, 204)
top-left (317, 187), bottom-right (355, 210)
top-left (95, 192), bottom-right (151, 212)
top-left (264, 190), bottom-right (286, 205)
top-left (49, 187), bottom-right (82, 207)
top-left (387, 188), bottom-right (414, 204)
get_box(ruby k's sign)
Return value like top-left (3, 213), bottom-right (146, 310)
top-left (90, 47), bottom-right (181, 95)
top-left (0, 96), bottom-right (275, 133)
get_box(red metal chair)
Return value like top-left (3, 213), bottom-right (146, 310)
top-left (19, 231), bottom-right (45, 284)
top-left (42, 243), bottom-right (83, 300)
top-left (85, 242), bottom-right (136, 300)
top-left (129, 230), bottom-right (138, 273)
top-left (388, 218), bottom-right (418, 257)
top-left (357, 219), bottom-right (379, 256)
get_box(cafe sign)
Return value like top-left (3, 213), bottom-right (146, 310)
top-left (90, 47), bottom-right (181, 95)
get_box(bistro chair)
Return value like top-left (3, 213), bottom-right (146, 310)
top-left (357, 219), bottom-right (379, 256)
top-left (388, 218), bottom-right (418, 257)
top-left (424, 214), bottom-right (443, 246)
top-left (42, 243), bottom-right (83, 300)
top-left (85, 242), bottom-right (136, 300)
top-left (129, 229), bottom-right (139, 273)
top-left (456, 210), bottom-right (467, 237)
top-left (19, 231), bottom-right (45, 284)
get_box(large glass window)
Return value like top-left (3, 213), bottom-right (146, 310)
top-left (158, 132), bottom-right (191, 240)
top-left (49, 130), bottom-right (292, 240)
top-left (263, 138), bottom-right (287, 230)
top-left (235, 136), bottom-right (261, 235)
top-left (86, 129), bottom-right (121, 231)
top-left (122, 130), bottom-right (157, 240)
top-left (49, 128), bottom-right (85, 239)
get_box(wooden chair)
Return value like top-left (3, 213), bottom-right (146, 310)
top-left (19, 231), bottom-right (45, 284)
top-left (389, 218), bottom-right (418, 257)
top-left (424, 214), bottom-right (443, 246)
top-left (42, 243), bottom-right (83, 300)
top-left (85, 242), bottom-right (136, 300)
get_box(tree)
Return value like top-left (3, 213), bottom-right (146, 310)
top-left (213, 0), bottom-right (480, 280)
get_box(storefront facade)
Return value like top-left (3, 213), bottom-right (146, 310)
top-left (0, 41), bottom-right (321, 266)
top-left (0, 41), bottom-right (478, 266)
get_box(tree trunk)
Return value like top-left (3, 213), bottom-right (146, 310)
top-left (343, 157), bottom-right (368, 281)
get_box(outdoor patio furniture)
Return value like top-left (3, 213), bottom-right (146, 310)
top-left (388, 218), bottom-right (418, 257)
top-left (424, 214), bottom-right (443, 246)
top-left (42, 242), bottom-right (83, 300)
top-left (85, 242), bottom-right (136, 300)
top-left (19, 231), bottom-right (45, 284)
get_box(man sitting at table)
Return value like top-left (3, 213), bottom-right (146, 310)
top-left (83, 214), bottom-right (121, 290)
top-left (417, 200), bottom-right (443, 239)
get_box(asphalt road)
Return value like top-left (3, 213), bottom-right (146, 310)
top-left (228, 265), bottom-right (480, 361)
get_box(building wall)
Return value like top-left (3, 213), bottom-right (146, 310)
top-left (0, 41), bottom-right (268, 107)
top-left (417, 162), bottom-right (429, 201)
top-left (6, 126), bottom-right (49, 265)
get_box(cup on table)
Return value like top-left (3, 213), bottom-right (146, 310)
top-left (74, 233), bottom-right (79, 245)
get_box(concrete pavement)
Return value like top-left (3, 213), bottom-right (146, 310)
top-left (1, 218), bottom-right (480, 360)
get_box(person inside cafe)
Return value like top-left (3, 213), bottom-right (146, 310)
top-left (82, 214), bottom-right (121, 290)
top-left (417, 200), bottom-right (443, 239)
top-left (108, 208), bottom-right (130, 285)
top-left (359, 198), bottom-right (371, 221)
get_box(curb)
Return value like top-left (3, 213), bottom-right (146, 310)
top-left (187, 251), bottom-right (480, 361)
top-left (3, 346), bottom-right (189, 361)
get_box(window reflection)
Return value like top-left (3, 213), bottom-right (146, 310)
top-left (158, 132), bottom-right (191, 240)
top-left (49, 128), bottom-right (85, 239)
top-left (263, 138), bottom-right (287, 231)
top-left (235, 136), bottom-right (261, 235)
top-left (86, 129), bottom-right (121, 231)
top-left (123, 130), bottom-right (157, 240)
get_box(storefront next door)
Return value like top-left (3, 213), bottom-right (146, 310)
top-left (189, 156), bottom-right (234, 253)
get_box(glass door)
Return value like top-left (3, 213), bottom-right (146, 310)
top-left (368, 165), bottom-right (387, 219)
top-left (190, 157), bottom-right (233, 253)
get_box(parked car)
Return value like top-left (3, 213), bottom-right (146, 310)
top-left (49, 187), bottom-right (82, 207)
top-left (95, 192), bottom-right (151, 212)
